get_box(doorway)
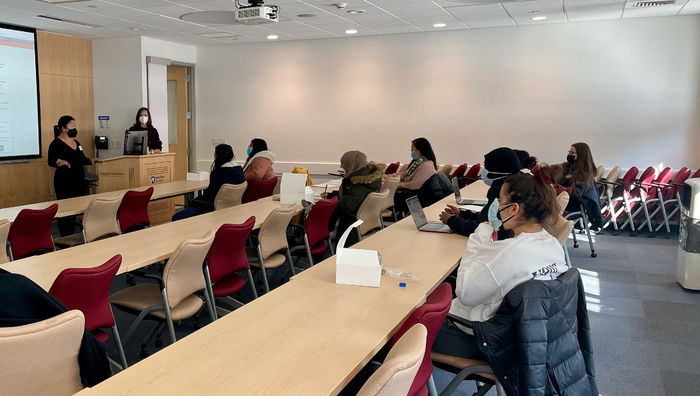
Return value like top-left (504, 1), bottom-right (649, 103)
top-left (166, 65), bottom-right (189, 181)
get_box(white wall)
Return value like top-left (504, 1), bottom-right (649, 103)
top-left (92, 36), bottom-right (197, 158)
top-left (92, 36), bottom-right (142, 158)
top-left (195, 16), bottom-right (700, 173)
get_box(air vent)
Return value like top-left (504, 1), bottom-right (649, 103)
top-left (36, 15), bottom-right (98, 28)
top-left (630, 1), bottom-right (676, 7)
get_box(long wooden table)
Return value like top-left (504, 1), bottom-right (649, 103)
top-left (0, 179), bottom-right (209, 222)
top-left (0, 197), bottom-right (302, 291)
top-left (74, 182), bottom-right (490, 396)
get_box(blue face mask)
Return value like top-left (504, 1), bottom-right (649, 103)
top-left (488, 199), bottom-right (503, 231)
top-left (247, 147), bottom-right (252, 156)
top-left (481, 168), bottom-right (509, 186)
top-left (410, 152), bottom-right (419, 161)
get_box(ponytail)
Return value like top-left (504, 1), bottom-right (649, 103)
top-left (54, 115), bottom-right (74, 138)
top-left (502, 173), bottom-right (558, 225)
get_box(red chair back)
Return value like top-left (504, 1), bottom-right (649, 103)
top-left (449, 163), bottom-right (468, 179)
top-left (385, 162), bottom-right (400, 175)
top-left (634, 167), bottom-right (656, 198)
top-left (117, 187), bottom-right (153, 233)
top-left (243, 177), bottom-right (278, 203)
top-left (8, 204), bottom-right (58, 260)
top-left (391, 282), bottom-right (452, 396)
top-left (464, 164), bottom-right (481, 185)
top-left (48, 254), bottom-right (122, 331)
top-left (693, 168), bottom-right (700, 178)
top-left (305, 197), bottom-right (338, 248)
top-left (206, 217), bottom-right (256, 284)
top-left (669, 167), bottom-right (692, 201)
top-left (647, 167), bottom-right (674, 200)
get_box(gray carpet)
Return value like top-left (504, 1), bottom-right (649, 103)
top-left (433, 231), bottom-right (700, 395)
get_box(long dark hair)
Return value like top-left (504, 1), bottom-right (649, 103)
top-left (412, 137), bottom-right (437, 170)
top-left (569, 142), bottom-right (596, 187)
top-left (132, 107), bottom-right (152, 128)
top-left (244, 138), bottom-right (268, 168)
top-left (54, 115), bottom-right (74, 138)
top-left (212, 144), bottom-right (234, 172)
top-left (502, 173), bottom-right (558, 225)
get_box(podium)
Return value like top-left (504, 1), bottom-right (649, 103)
top-left (97, 153), bottom-right (177, 224)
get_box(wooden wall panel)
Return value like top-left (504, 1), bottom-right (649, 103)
top-left (0, 32), bottom-right (94, 208)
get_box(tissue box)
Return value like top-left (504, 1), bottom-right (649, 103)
top-left (187, 171), bottom-right (209, 181)
top-left (336, 248), bottom-right (381, 287)
top-left (335, 219), bottom-right (382, 287)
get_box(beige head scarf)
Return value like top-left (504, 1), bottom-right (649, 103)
top-left (340, 151), bottom-right (368, 176)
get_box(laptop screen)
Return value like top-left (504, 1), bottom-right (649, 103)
top-left (406, 196), bottom-right (428, 229)
top-left (452, 177), bottom-right (461, 200)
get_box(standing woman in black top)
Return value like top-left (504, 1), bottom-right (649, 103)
top-left (128, 107), bottom-right (162, 153)
top-left (47, 115), bottom-right (101, 235)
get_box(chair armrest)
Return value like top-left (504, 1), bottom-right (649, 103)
top-left (446, 313), bottom-right (474, 329)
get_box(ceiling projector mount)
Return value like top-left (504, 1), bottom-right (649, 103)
top-left (180, 0), bottom-right (279, 26)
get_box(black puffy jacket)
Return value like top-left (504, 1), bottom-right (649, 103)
top-left (417, 172), bottom-right (453, 207)
top-left (472, 269), bottom-right (598, 395)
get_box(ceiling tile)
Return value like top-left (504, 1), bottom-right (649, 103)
top-left (564, 0), bottom-right (625, 22)
top-left (444, 4), bottom-right (515, 28)
top-left (680, 0), bottom-right (700, 14)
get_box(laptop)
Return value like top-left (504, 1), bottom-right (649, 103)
top-left (406, 196), bottom-right (451, 233)
top-left (452, 178), bottom-right (488, 206)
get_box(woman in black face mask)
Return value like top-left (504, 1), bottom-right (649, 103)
top-left (48, 115), bottom-right (102, 236)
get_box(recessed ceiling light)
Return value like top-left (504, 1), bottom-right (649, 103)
top-left (297, 13), bottom-right (317, 18)
top-left (200, 32), bottom-right (238, 38)
top-left (346, 9), bottom-right (365, 14)
top-left (532, 15), bottom-right (547, 21)
top-left (345, 29), bottom-right (357, 35)
top-left (130, 27), bottom-right (145, 31)
top-left (267, 34), bottom-right (278, 40)
top-left (433, 23), bottom-right (446, 28)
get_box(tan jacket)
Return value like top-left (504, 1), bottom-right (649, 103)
top-left (244, 156), bottom-right (275, 181)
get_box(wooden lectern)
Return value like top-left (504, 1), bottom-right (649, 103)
top-left (97, 153), bottom-right (177, 224)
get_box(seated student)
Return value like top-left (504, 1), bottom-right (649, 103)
top-left (243, 138), bottom-right (276, 181)
top-left (432, 173), bottom-right (569, 359)
top-left (559, 142), bottom-right (603, 228)
top-left (324, 151), bottom-right (384, 245)
top-left (439, 147), bottom-right (521, 239)
top-left (172, 144), bottom-right (244, 220)
top-left (392, 137), bottom-right (438, 212)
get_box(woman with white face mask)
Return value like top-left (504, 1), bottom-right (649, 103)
top-left (439, 147), bottom-right (521, 238)
top-left (128, 107), bottom-right (162, 153)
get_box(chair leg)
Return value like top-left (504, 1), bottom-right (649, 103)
top-left (391, 207), bottom-right (397, 222)
top-left (571, 226), bottom-right (579, 249)
top-left (286, 248), bottom-right (296, 276)
top-left (564, 243), bottom-right (572, 267)
top-left (427, 374), bottom-right (438, 396)
top-left (203, 265), bottom-right (217, 320)
top-left (247, 269), bottom-right (258, 299)
top-left (160, 289), bottom-right (177, 344)
top-left (303, 233), bottom-right (314, 267)
top-left (580, 206), bottom-right (597, 258)
top-left (327, 238), bottom-right (335, 255)
top-left (111, 324), bottom-right (129, 369)
top-left (257, 245), bottom-right (270, 294)
top-left (201, 286), bottom-right (217, 323)
top-left (439, 365), bottom-right (494, 396)
top-left (356, 228), bottom-right (362, 242)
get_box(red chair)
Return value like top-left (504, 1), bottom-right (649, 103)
top-left (463, 164), bottom-right (481, 185)
top-left (618, 166), bottom-right (655, 235)
top-left (449, 163), bottom-right (468, 179)
top-left (652, 167), bottom-right (692, 233)
top-left (117, 187), bottom-right (153, 233)
top-left (8, 204), bottom-right (58, 260)
top-left (632, 167), bottom-right (674, 235)
top-left (692, 168), bottom-right (700, 178)
top-left (289, 197), bottom-right (338, 267)
top-left (48, 254), bottom-right (128, 369)
top-left (385, 162), bottom-right (400, 175)
top-left (203, 217), bottom-right (257, 318)
top-left (243, 177), bottom-right (278, 203)
top-left (391, 282), bottom-right (452, 396)
top-left (600, 166), bottom-right (639, 233)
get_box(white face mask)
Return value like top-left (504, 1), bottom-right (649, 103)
top-left (139, 115), bottom-right (149, 124)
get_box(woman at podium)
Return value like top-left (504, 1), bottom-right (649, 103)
top-left (128, 107), bottom-right (162, 153)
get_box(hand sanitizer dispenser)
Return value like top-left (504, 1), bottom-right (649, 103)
top-left (336, 220), bottom-right (382, 287)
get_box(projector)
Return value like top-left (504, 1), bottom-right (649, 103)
top-left (234, 0), bottom-right (279, 25)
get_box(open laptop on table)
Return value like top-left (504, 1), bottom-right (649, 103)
top-left (452, 178), bottom-right (488, 206)
top-left (406, 196), bottom-right (451, 233)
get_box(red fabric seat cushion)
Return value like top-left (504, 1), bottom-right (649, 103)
top-left (212, 273), bottom-right (246, 297)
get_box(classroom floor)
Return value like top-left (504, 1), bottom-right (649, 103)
top-left (105, 226), bottom-right (700, 395)
top-left (433, 230), bottom-right (700, 396)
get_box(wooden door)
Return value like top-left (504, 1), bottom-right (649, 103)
top-left (166, 66), bottom-right (188, 182)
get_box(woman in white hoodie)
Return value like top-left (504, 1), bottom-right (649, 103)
top-left (432, 172), bottom-right (568, 359)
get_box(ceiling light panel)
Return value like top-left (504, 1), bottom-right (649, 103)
top-left (563, 0), bottom-right (625, 22)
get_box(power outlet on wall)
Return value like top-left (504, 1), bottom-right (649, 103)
top-left (212, 138), bottom-right (226, 146)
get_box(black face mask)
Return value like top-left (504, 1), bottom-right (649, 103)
top-left (496, 203), bottom-right (514, 225)
top-left (566, 155), bottom-right (575, 165)
top-left (67, 128), bottom-right (78, 138)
